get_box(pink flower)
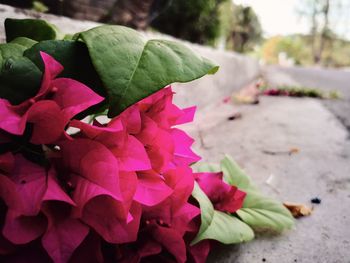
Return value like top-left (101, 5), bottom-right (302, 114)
top-left (0, 52), bottom-right (103, 144)
top-left (195, 172), bottom-right (246, 213)
top-left (0, 85), bottom-right (205, 263)
top-left (0, 153), bottom-right (88, 263)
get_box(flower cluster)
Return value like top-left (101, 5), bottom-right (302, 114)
top-left (0, 53), bottom-right (245, 263)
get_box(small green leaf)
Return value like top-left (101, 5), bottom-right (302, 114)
top-left (237, 192), bottom-right (294, 233)
top-left (10, 37), bottom-right (37, 49)
top-left (5, 18), bottom-right (59, 42)
top-left (78, 25), bottom-right (219, 116)
top-left (192, 211), bottom-right (254, 245)
top-left (191, 182), bottom-right (215, 240)
top-left (221, 155), bottom-right (257, 191)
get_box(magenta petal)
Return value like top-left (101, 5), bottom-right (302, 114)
top-left (0, 152), bottom-right (14, 174)
top-left (42, 215), bottom-right (89, 263)
top-left (195, 172), bottom-right (246, 213)
top-left (69, 233), bottom-right (103, 263)
top-left (9, 155), bottom-right (47, 215)
top-left (0, 176), bottom-right (18, 212)
top-left (59, 139), bottom-right (121, 197)
top-left (0, 99), bottom-right (26, 135)
top-left (70, 119), bottom-right (123, 140)
top-left (215, 187), bottom-right (246, 213)
top-left (82, 198), bottom-right (141, 244)
top-left (151, 226), bottom-right (187, 263)
top-left (119, 171), bottom-right (138, 211)
top-left (137, 240), bottom-right (162, 260)
top-left (38, 52), bottom-right (64, 95)
top-left (27, 100), bottom-right (66, 144)
top-left (3, 210), bottom-right (47, 244)
top-left (146, 129), bottom-right (175, 172)
top-left (163, 167), bottom-right (195, 210)
top-left (171, 128), bottom-right (201, 166)
top-left (134, 171), bottom-right (173, 206)
top-left (8, 156), bottom-right (73, 215)
top-left (51, 78), bottom-right (104, 121)
top-left (71, 176), bottom-right (122, 219)
top-left (69, 119), bottom-right (124, 149)
top-left (111, 135), bottom-right (151, 171)
top-left (172, 203), bottom-right (200, 235)
top-left (121, 106), bottom-right (141, 134)
top-left (42, 172), bottom-right (75, 205)
top-left (0, 232), bottom-right (16, 255)
top-left (175, 106), bottom-right (196, 125)
top-left (195, 172), bottom-right (230, 202)
top-left (136, 114), bottom-right (158, 145)
top-left (188, 240), bottom-right (210, 263)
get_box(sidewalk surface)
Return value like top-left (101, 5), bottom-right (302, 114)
top-left (179, 66), bottom-right (350, 263)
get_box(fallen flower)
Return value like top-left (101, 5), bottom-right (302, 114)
top-left (194, 172), bottom-right (246, 213)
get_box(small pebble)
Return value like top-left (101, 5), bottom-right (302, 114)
top-left (262, 258), bottom-right (266, 262)
top-left (311, 197), bottom-right (321, 204)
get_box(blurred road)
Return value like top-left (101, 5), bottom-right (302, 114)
top-left (263, 65), bottom-right (350, 132)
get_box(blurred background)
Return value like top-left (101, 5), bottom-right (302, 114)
top-left (1, 0), bottom-right (350, 68)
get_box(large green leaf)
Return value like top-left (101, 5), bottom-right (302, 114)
top-left (0, 43), bottom-right (42, 104)
top-left (78, 25), bottom-right (219, 116)
top-left (237, 193), bottom-right (294, 233)
top-left (191, 182), bottom-right (214, 243)
top-left (192, 211), bottom-right (254, 245)
top-left (5, 18), bottom-right (59, 42)
top-left (24, 40), bottom-right (106, 98)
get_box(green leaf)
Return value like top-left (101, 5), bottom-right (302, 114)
top-left (78, 25), bottom-right (219, 117)
top-left (24, 40), bottom-right (106, 98)
top-left (191, 182), bottom-right (215, 241)
top-left (0, 57), bottom-right (42, 104)
top-left (5, 18), bottom-right (60, 42)
top-left (195, 162), bottom-right (220, 173)
top-left (10, 37), bottom-right (37, 49)
top-left (0, 43), bottom-right (42, 104)
top-left (237, 192), bottom-right (294, 233)
top-left (192, 211), bottom-right (254, 245)
top-left (220, 155), bottom-right (257, 191)
top-left (0, 43), bottom-right (26, 64)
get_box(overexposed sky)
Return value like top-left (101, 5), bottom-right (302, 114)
top-left (233, 0), bottom-right (350, 39)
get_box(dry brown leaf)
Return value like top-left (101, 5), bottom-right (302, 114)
top-left (283, 202), bottom-right (313, 218)
top-left (289, 147), bottom-right (300, 155)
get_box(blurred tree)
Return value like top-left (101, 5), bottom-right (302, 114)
top-left (100, 0), bottom-right (155, 30)
top-left (297, 0), bottom-right (349, 64)
top-left (261, 35), bottom-right (311, 65)
top-left (226, 4), bottom-right (262, 52)
top-left (151, 0), bottom-right (228, 45)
